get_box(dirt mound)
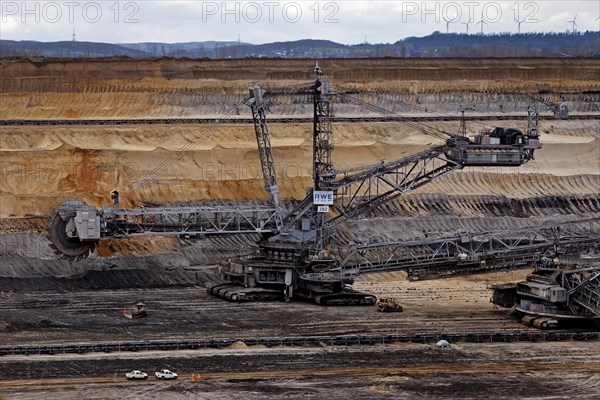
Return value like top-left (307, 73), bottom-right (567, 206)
top-left (227, 341), bottom-right (249, 349)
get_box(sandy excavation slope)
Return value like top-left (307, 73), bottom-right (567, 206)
top-left (0, 120), bottom-right (598, 218)
top-left (0, 57), bottom-right (598, 258)
top-left (2, 58), bottom-right (599, 119)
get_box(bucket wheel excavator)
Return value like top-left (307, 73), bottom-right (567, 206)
top-left (49, 66), bottom-right (595, 305)
top-left (490, 257), bottom-right (600, 328)
top-left (49, 201), bottom-right (98, 260)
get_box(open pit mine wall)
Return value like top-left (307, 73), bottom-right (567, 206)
top-left (0, 58), bottom-right (598, 273)
top-left (1, 58), bottom-right (599, 119)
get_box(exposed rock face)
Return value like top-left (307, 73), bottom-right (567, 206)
top-left (2, 58), bottom-right (599, 119)
top-left (1, 58), bottom-right (598, 275)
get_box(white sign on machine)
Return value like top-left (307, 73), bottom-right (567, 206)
top-left (313, 191), bottom-right (334, 205)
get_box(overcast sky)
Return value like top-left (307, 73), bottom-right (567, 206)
top-left (1, 1), bottom-right (599, 44)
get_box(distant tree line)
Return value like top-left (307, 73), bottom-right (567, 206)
top-left (1, 32), bottom-right (598, 59)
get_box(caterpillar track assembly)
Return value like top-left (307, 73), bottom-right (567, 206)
top-left (207, 283), bottom-right (284, 302)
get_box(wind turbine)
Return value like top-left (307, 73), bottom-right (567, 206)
top-left (476, 13), bottom-right (488, 35)
top-left (567, 14), bottom-right (578, 33)
top-left (462, 18), bottom-right (473, 34)
top-left (443, 16), bottom-right (453, 34)
top-left (515, 17), bottom-right (526, 34)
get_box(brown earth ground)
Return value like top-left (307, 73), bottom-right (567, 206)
top-left (1, 342), bottom-right (599, 399)
top-left (0, 58), bottom-right (599, 399)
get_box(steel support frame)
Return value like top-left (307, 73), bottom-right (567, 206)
top-left (99, 206), bottom-right (280, 237)
top-left (325, 145), bottom-right (461, 223)
top-left (561, 268), bottom-right (600, 315)
top-left (340, 219), bottom-right (600, 280)
top-left (313, 75), bottom-right (334, 189)
top-left (247, 87), bottom-right (280, 210)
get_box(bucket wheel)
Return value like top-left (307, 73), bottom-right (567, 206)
top-left (48, 209), bottom-right (96, 261)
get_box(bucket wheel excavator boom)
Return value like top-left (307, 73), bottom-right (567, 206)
top-left (46, 67), bottom-right (587, 306)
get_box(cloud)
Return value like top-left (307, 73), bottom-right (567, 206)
top-left (0, 1), bottom-right (598, 44)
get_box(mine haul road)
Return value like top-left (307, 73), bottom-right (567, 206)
top-left (1, 342), bottom-right (600, 400)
